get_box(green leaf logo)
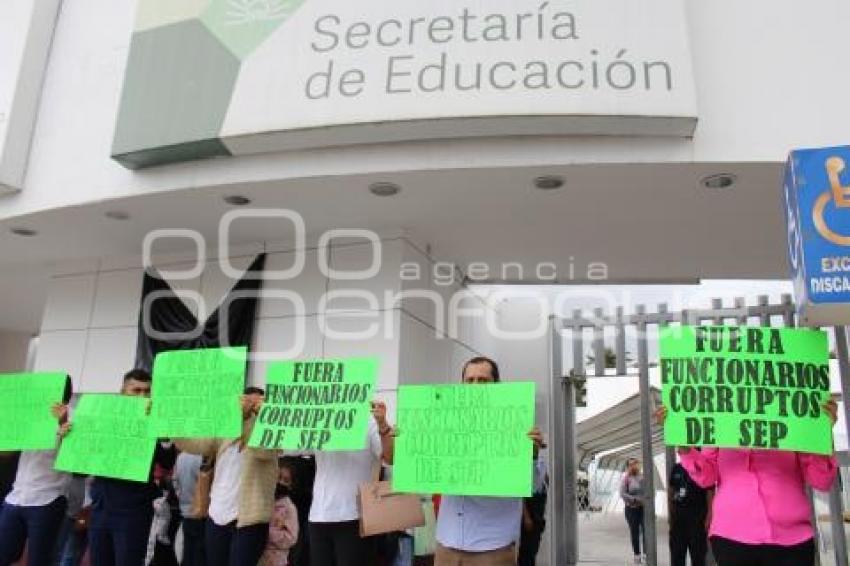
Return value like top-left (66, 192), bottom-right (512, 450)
top-left (202, 0), bottom-right (307, 59)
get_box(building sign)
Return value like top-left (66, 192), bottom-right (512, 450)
top-left (112, 0), bottom-right (698, 169)
top-left (784, 145), bottom-right (850, 326)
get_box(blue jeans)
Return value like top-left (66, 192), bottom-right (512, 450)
top-left (394, 534), bottom-right (413, 566)
top-left (88, 506), bottom-right (153, 566)
top-left (0, 496), bottom-right (67, 566)
top-left (58, 518), bottom-right (89, 566)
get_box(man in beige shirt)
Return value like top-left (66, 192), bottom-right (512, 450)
top-left (175, 386), bottom-right (278, 566)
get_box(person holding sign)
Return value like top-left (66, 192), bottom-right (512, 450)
top-left (434, 357), bottom-right (546, 566)
top-left (0, 375), bottom-right (72, 566)
top-left (656, 402), bottom-right (839, 566)
top-left (304, 399), bottom-right (395, 566)
top-left (85, 369), bottom-right (177, 566)
top-left (173, 386), bottom-right (280, 566)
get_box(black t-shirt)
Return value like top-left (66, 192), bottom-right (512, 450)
top-left (669, 463), bottom-right (708, 518)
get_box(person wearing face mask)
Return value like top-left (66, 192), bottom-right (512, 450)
top-left (260, 460), bottom-right (299, 566)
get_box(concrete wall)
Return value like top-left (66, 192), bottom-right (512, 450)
top-left (0, 0), bottom-right (60, 192)
top-left (0, 330), bottom-right (32, 373)
top-left (30, 235), bottom-right (496, 419)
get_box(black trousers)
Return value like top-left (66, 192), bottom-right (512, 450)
top-left (669, 514), bottom-right (707, 566)
top-left (308, 521), bottom-right (374, 566)
top-left (88, 505), bottom-right (153, 566)
top-left (711, 536), bottom-right (815, 566)
top-left (205, 520), bottom-right (268, 566)
top-left (517, 522), bottom-right (545, 566)
top-left (624, 506), bottom-right (645, 556)
top-left (181, 518), bottom-right (206, 566)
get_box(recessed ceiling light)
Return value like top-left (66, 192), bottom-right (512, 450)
top-left (701, 173), bottom-right (737, 190)
top-left (10, 227), bottom-right (37, 237)
top-left (534, 175), bottom-right (565, 190)
top-left (104, 210), bottom-right (130, 220)
top-left (223, 195), bottom-right (252, 206)
top-left (369, 182), bottom-right (401, 197)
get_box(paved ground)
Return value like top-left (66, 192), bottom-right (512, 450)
top-left (569, 512), bottom-right (846, 566)
top-left (575, 513), bottom-right (672, 566)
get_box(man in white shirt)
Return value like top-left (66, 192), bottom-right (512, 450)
top-left (307, 400), bottom-right (395, 566)
top-left (0, 375), bottom-right (73, 566)
top-left (435, 357), bottom-right (546, 566)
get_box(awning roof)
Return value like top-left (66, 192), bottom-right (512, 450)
top-left (576, 386), bottom-right (664, 470)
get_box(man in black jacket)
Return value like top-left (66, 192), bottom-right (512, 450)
top-left (88, 369), bottom-right (177, 566)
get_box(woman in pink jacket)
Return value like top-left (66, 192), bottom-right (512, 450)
top-left (261, 462), bottom-right (299, 566)
top-left (657, 400), bottom-right (839, 566)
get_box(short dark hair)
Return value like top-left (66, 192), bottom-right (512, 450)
top-left (461, 356), bottom-right (500, 382)
top-left (244, 386), bottom-right (265, 396)
top-left (62, 375), bottom-right (73, 404)
top-left (123, 369), bottom-right (152, 383)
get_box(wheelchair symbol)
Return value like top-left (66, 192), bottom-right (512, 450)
top-left (813, 157), bottom-right (850, 246)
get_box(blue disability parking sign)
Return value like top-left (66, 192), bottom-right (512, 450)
top-left (784, 145), bottom-right (850, 325)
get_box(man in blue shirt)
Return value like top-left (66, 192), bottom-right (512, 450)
top-left (434, 357), bottom-right (546, 566)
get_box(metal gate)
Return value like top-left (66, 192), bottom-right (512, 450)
top-left (549, 294), bottom-right (850, 566)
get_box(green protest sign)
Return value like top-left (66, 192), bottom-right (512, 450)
top-left (150, 347), bottom-right (246, 439)
top-left (55, 394), bottom-right (155, 482)
top-left (660, 325), bottom-right (833, 455)
top-left (392, 382), bottom-right (536, 497)
top-left (248, 358), bottom-right (379, 451)
top-left (0, 372), bottom-right (67, 451)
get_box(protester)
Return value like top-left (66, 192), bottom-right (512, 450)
top-left (668, 460), bottom-right (708, 566)
top-left (86, 369), bottom-right (177, 566)
top-left (657, 403), bottom-right (839, 566)
top-left (172, 452), bottom-right (204, 566)
top-left (281, 456), bottom-right (314, 566)
top-left (517, 453), bottom-right (549, 566)
top-left (174, 387), bottom-right (279, 566)
top-left (434, 357), bottom-right (546, 566)
top-left (54, 473), bottom-right (90, 566)
top-left (147, 472), bottom-right (180, 566)
top-left (305, 400), bottom-right (395, 566)
top-left (147, 482), bottom-right (176, 566)
top-left (0, 375), bottom-right (73, 566)
top-left (620, 458), bottom-right (645, 564)
top-left (260, 460), bottom-right (299, 566)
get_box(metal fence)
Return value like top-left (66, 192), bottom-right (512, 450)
top-left (549, 294), bottom-right (850, 566)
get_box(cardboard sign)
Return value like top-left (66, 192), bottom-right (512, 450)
top-left (248, 358), bottom-right (378, 451)
top-left (150, 347), bottom-right (246, 439)
top-left (0, 372), bottom-right (66, 451)
top-left (661, 325), bottom-right (833, 454)
top-left (392, 382), bottom-right (536, 497)
top-left (55, 394), bottom-right (156, 482)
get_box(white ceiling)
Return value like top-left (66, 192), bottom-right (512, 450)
top-left (0, 161), bottom-right (790, 332)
